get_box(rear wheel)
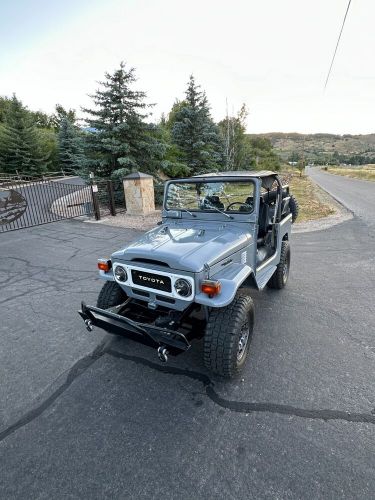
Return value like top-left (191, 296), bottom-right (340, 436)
top-left (289, 194), bottom-right (299, 223)
top-left (268, 241), bottom-right (291, 289)
top-left (97, 281), bottom-right (127, 309)
top-left (203, 293), bottom-right (255, 378)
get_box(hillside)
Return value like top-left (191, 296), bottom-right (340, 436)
top-left (248, 133), bottom-right (375, 165)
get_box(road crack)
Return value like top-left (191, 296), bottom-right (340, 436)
top-left (1, 346), bottom-right (374, 445)
top-left (0, 342), bottom-right (108, 443)
top-left (106, 349), bottom-right (375, 425)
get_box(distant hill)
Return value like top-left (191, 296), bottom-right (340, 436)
top-left (247, 133), bottom-right (375, 165)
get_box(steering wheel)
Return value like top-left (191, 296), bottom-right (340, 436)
top-left (226, 201), bottom-right (253, 212)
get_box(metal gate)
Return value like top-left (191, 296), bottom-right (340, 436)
top-left (0, 174), bottom-right (94, 232)
top-left (94, 179), bottom-right (126, 219)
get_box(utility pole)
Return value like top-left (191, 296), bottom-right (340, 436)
top-left (302, 135), bottom-right (306, 176)
top-left (225, 98), bottom-right (230, 171)
top-left (302, 135), bottom-right (305, 167)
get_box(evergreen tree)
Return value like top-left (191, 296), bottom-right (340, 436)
top-left (171, 76), bottom-right (224, 175)
top-left (0, 95), bottom-right (47, 175)
top-left (51, 104), bottom-right (77, 131)
top-left (0, 97), bottom-right (12, 123)
top-left (156, 110), bottom-right (189, 178)
top-left (58, 117), bottom-right (85, 173)
top-left (31, 110), bottom-right (54, 129)
top-left (82, 62), bottom-right (165, 178)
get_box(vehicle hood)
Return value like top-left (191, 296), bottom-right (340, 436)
top-left (112, 223), bottom-right (252, 272)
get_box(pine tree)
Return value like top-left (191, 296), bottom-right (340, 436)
top-left (82, 62), bottom-right (165, 178)
top-left (52, 104), bottom-right (77, 131)
top-left (171, 76), bottom-right (224, 175)
top-left (155, 110), bottom-right (189, 178)
top-left (57, 117), bottom-right (85, 173)
top-left (0, 95), bottom-right (47, 175)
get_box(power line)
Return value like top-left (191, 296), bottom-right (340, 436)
top-left (324, 0), bottom-right (352, 90)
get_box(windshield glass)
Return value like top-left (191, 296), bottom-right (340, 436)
top-left (165, 180), bottom-right (255, 214)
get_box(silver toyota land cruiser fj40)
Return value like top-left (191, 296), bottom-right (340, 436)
top-left (79, 171), bottom-right (298, 378)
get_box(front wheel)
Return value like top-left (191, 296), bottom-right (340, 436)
top-left (97, 281), bottom-right (127, 309)
top-left (267, 241), bottom-right (291, 289)
top-left (203, 293), bottom-right (255, 378)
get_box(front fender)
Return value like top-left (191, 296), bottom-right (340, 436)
top-left (194, 263), bottom-right (253, 308)
top-left (99, 269), bottom-right (115, 281)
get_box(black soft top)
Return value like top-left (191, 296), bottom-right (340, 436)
top-left (189, 170), bottom-right (278, 190)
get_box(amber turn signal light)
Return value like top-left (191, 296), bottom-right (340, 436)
top-left (97, 259), bottom-right (112, 273)
top-left (201, 280), bottom-right (221, 297)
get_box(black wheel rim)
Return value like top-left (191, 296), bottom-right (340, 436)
top-left (282, 251), bottom-right (290, 284)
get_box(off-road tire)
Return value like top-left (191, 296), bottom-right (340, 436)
top-left (203, 293), bottom-right (255, 378)
top-left (289, 194), bottom-right (299, 223)
top-left (268, 241), bottom-right (291, 289)
top-left (97, 281), bottom-right (127, 309)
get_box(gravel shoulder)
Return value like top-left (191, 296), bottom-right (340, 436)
top-left (292, 174), bottom-right (352, 233)
top-left (86, 210), bottom-right (162, 231)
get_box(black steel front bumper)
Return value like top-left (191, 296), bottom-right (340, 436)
top-left (78, 302), bottom-right (191, 355)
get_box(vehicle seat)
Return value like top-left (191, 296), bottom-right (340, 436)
top-left (205, 196), bottom-right (224, 210)
top-left (239, 196), bottom-right (254, 212)
top-left (258, 198), bottom-right (270, 237)
top-left (263, 188), bottom-right (288, 204)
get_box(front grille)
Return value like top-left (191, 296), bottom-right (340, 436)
top-left (131, 289), bottom-right (149, 297)
top-left (156, 295), bottom-right (175, 304)
top-left (131, 269), bottom-right (172, 293)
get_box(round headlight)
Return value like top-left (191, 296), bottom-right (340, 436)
top-left (114, 266), bottom-right (127, 282)
top-left (174, 278), bottom-right (192, 297)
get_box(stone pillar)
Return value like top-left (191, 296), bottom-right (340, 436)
top-left (123, 172), bottom-right (155, 215)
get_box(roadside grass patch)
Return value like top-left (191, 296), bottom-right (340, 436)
top-left (327, 165), bottom-right (375, 182)
top-left (288, 175), bottom-right (335, 222)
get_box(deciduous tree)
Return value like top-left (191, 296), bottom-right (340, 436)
top-left (218, 103), bottom-right (250, 170)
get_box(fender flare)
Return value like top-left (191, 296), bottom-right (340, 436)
top-left (195, 264), bottom-right (254, 308)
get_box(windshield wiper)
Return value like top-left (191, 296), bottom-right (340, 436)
top-left (180, 208), bottom-right (197, 217)
top-left (206, 204), bottom-right (233, 219)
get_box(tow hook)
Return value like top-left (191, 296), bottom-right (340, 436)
top-left (157, 346), bottom-right (169, 363)
top-left (84, 319), bottom-right (93, 332)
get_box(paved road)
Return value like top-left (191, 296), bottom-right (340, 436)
top-left (0, 177), bottom-right (375, 498)
top-left (309, 167), bottom-right (375, 227)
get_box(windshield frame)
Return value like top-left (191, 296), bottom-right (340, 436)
top-left (163, 177), bottom-right (257, 216)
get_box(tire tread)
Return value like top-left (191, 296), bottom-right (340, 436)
top-left (203, 293), bottom-right (254, 378)
top-left (97, 281), bottom-right (126, 309)
top-left (268, 241), bottom-right (290, 289)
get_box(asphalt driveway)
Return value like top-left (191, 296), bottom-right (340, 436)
top-left (0, 173), bottom-right (375, 499)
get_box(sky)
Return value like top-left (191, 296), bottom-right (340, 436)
top-left (0, 0), bottom-right (374, 134)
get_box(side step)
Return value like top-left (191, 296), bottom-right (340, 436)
top-left (255, 265), bottom-right (276, 290)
